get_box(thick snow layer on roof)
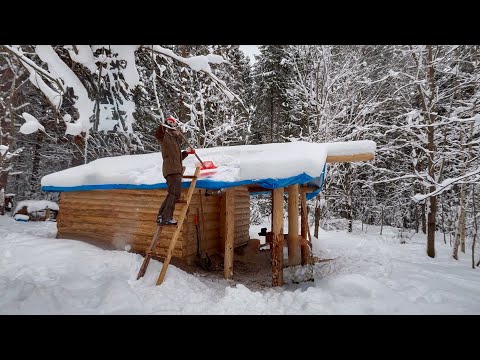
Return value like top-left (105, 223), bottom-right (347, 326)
top-left (14, 200), bottom-right (59, 214)
top-left (41, 141), bottom-right (375, 195)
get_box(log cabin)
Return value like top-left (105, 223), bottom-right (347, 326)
top-left (41, 140), bottom-right (376, 286)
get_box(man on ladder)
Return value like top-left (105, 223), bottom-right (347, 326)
top-left (137, 114), bottom-right (215, 284)
top-left (154, 116), bottom-right (195, 225)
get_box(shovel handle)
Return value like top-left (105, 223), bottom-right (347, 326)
top-left (177, 131), bottom-right (206, 168)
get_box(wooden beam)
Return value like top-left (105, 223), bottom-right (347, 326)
top-left (326, 153), bottom-right (374, 163)
top-left (287, 184), bottom-right (301, 266)
top-left (300, 191), bottom-right (310, 266)
top-left (272, 187), bottom-right (284, 287)
top-left (248, 184), bottom-right (317, 194)
top-left (224, 188), bottom-right (235, 279)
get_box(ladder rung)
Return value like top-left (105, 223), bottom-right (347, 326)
top-left (176, 200), bottom-right (188, 204)
top-left (182, 175), bottom-right (197, 179)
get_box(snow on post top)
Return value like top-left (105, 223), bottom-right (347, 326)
top-left (41, 140), bottom-right (376, 193)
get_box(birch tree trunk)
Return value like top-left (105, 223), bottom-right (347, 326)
top-left (472, 185), bottom-right (477, 269)
top-left (453, 183), bottom-right (466, 260)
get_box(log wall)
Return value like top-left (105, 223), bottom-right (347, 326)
top-left (56, 186), bottom-right (250, 259)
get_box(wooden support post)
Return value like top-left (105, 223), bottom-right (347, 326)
top-left (300, 191), bottom-right (310, 265)
top-left (272, 187), bottom-right (284, 287)
top-left (224, 188), bottom-right (235, 279)
top-left (287, 184), bottom-right (301, 266)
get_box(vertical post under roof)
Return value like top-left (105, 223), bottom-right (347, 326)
top-left (272, 187), bottom-right (284, 287)
top-left (287, 184), bottom-right (301, 266)
top-left (224, 188), bottom-right (235, 279)
top-left (300, 191), bottom-right (310, 265)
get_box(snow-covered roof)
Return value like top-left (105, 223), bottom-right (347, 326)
top-left (14, 200), bottom-right (59, 214)
top-left (41, 140), bottom-right (375, 199)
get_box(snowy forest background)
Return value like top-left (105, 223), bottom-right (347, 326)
top-left (1, 45), bottom-right (480, 261)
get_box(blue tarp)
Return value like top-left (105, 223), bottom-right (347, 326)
top-left (42, 164), bottom-right (327, 200)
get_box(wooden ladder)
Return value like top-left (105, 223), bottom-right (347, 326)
top-left (136, 165), bottom-right (202, 285)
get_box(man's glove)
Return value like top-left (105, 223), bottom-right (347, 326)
top-left (186, 147), bottom-right (196, 155)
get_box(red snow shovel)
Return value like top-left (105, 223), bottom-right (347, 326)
top-left (177, 131), bottom-right (217, 171)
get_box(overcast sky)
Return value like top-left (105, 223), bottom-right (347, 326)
top-left (239, 45), bottom-right (260, 64)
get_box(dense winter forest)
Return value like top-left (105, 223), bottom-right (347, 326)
top-left (1, 45), bottom-right (479, 263)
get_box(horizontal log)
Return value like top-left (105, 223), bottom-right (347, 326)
top-left (130, 237), bottom-right (184, 251)
top-left (234, 203), bottom-right (250, 210)
top-left (57, 222), bottom-right (220, 248)
top-left (60, 194), bottom-right (219, 206)
top-left (65, 189), bottom-right (167, 196)
top-left (183, 242), bottom-right (222, 257)
top-left (58, 213), bottom-right (224, 238)
top-left (220, 226), bottom-right (250, 237)
top-left (234, 213), bottom-right (250, 222)
top-left (237, 227), bottom-right (250, 234)
top-left (90, 188), bottom-right (220, 197)
top-left (63, 192), bottom-right (168, 203)
top-left (58, 206), bottom-right (221, 219)
top-left (230, 218), bottom-right (250, 227)
top-left (59, 197), bottom-right (220, 209)
top-left (57, 224), bottom-right (183, 241)
top-left (220, 231), bottom-right (250, 242)
top-left (182, 228), bottom-right (220, 242)
top-left (130, 245), bottom-right (182, 258)
top-left (63, 190), bottom-right (222, 205)
top-left (234, 195), bottom-right (250, 201)
top-left (58, 202), bottom-right (221, 215)
top-left (56, 233), bottom-right (129, 250)
top-left (228, 197), bottom-right (250, 203)
top-left (57, 220), bottom-right (184, 238)
top-left (60, 199), bottom-right (164, 209)
top-left (58, 229), bottom-right (184, 252)
top-left (233, 209), bottom-right (250, 217)
top-left (184, 234), bottom-right (220, 250)
top-left (58, 229), bottom-right (182, 250)
top-left (326, 152), bottom-right (374, 163)
top-left (58, 212), bottom-right (182, 227)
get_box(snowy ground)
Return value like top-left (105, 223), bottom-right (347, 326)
top-left (1, 215), bottom-right (479, 314)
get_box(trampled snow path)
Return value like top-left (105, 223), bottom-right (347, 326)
top-left (1, 216), bottom-right (479, 314)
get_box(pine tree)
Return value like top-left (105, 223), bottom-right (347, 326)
top-left (251, 45), bottom-right (291, 144)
